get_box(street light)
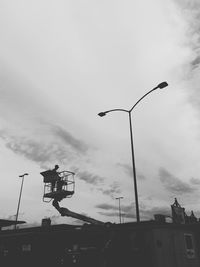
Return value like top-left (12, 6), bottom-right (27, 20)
top-left (15, 173), bottom-right (29, 229)
top-left (116, 196), bottom-right (123, 224)
top-left (98, 82), bottom-right (168, 223)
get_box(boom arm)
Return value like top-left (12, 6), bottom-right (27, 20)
top-left (52, 200), bottom-right (104, 225)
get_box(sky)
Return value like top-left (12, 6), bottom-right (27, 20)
top-left (1, 0), bottom-right (200, 226)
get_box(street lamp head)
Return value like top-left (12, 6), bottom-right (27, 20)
top-left (116, 196), bottom-right (123, 200)
top-left (19, 173), bottom-right (29, 177)
top-left (157, 81), bottom-right (168, 89)
top-left (98, 112), bottom-right (107, 117)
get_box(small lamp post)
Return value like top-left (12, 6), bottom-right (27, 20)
top-left (116, 196), bottom-right (123, 224)
top-left (15, 173), bottom-right (29, 229)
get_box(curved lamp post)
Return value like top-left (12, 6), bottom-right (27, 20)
top-left (15, 173), bottom-right (29, 229)
top-left (98, 81), bottom-right (168, 223)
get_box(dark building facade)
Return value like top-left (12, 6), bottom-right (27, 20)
top-left (1, 221), bottom-right (200, 267)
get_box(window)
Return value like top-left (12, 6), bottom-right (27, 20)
top-left (3, 249), bottom-right (8, 257)
top-left (0, 244), bottom-right (8, 256)
top-left (184, 234), bottom-right (195, 259)
top-left (22, 244), bottom-right (31, 252)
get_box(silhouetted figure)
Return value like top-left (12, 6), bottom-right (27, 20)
top-left (51, 164), bottom-right (60, 191)
top-left (52, 164), bottom-right (59, 172)
top-left (57, 177), bottom-right (64, 191)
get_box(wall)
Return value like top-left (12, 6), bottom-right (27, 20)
top-left (153, 228), bottom-right (199, 267)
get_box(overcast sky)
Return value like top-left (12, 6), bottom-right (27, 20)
top-left (1, 0), bottom-right (200, 226)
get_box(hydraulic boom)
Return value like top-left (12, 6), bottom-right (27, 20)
top-left (52, 200), bottom-right (104, 226)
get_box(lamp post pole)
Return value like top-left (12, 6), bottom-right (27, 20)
top-left (15, 173), bottom-right (29, 229)
top-left (116, 196), bottom-right (123, 224)
top-left (98, 82), bottom-right (168, 223)
top-left (128, 111), bottom-right (140, 222)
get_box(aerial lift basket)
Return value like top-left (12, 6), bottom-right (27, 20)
top-left (40, 170), bottom-right (75, 203)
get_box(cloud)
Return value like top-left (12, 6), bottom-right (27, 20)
top-left (140, 205), bottom-right (171, 219)
top-left (6, 214), bottom-right (19, 221)
top-left (77, 170), bottom-right (122, 198)
top-left (174, 0), bottom-right (200, 72)
top-left (100, 182), bottom-right (121, 197)
top-left (191, 56), bottom-right (200, 69)
top-left (77, 170), bottom-right (104, 186)
top-left (20, 221), bottom-right (40, 228)
top-left (49, 124), bottom-right (89, 154)
top-left (96, 202), bottom-right (135, 219)
top-left (97, 203), bottom-right (171, 221)
top-left (0, 123), bottom-right (89, 168)
top-left (159, 167), bottom-right (195, 194)
top-left (190, 177), bottom-right (200, 185)
top-left (98, 201), bottom-right (171, 221)
top-left (117, 163), bottom-right (146, 180)
top-left (0, 131), bottom-right (68, 167)
top-left (95, 203), bottom-right (118, 211)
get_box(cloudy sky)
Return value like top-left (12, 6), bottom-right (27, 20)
top-left (1, 0), bottom-right (200, 226)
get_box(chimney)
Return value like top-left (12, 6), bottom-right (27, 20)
top-left (41, 218), bottom-right (51, 227)
top-left (154, 214), bottom-right (166, 223)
